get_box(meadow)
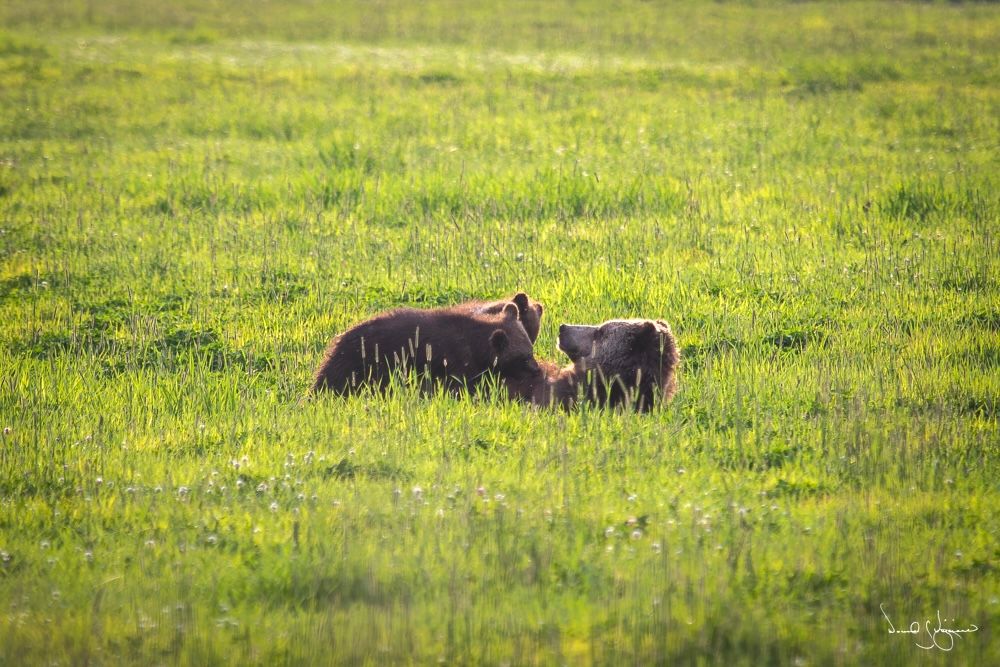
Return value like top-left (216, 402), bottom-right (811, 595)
top-left (1, 0), bottom-right (998, 664)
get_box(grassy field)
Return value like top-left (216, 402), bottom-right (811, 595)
top-left (1, 0), bottom-right (998, 664)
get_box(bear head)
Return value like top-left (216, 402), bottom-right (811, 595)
top-left (476, 292), bottom-right (544, 343)
top-left (487, 302), bottom-right (543, 384)
top-left (558, 318), bottom-right (679, 411)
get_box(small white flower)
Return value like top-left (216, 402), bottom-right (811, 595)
top-left (605, 527), bottom-right (615, 538)
top-left (269, 502), bottom-right (278, 512)
top-left (631, 530), bottom-right (643, 540)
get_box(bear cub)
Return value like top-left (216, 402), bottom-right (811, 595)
top-left (310, 296), bottom-right (541, 396)
top-left (506, 319), bottom-right (679, 412)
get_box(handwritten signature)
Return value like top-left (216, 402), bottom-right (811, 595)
top-left (880, 603), bottom-right (979, 651)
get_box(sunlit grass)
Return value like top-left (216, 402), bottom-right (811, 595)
top-left (1, 1), bottom-right (999, 665)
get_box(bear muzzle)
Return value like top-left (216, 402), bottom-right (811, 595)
top-left (558, 324), bottom-right (599, 361)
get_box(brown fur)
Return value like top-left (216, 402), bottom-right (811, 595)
top-left (454, 292), bottom-right (544, 343)
top-left (506, 319), bottom-right (679, 412)
top-left (310, 301), bottom-right (538, 396)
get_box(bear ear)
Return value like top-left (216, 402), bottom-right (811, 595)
top-left (632, 321), bottom-right (657, 347)
top-left (502, 302), bottom-right (520, 320)
top-left (513, 292), bottom-right (530, 310)
top-left (490, 329), bottom-right (509, 352)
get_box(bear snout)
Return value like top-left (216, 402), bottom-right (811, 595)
top-left (558, 324), bottom-right (598, 361)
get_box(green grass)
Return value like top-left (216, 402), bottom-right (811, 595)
top-left (1, 1), bottom-right (999, 664)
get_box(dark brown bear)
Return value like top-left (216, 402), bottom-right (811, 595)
top-left (455, 292), bottom-right (544, 343)
top-left (506, 319), bottom-right (679, 412)
top-left (310, 301), bottom-right (540, 396)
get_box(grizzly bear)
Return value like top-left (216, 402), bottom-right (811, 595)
top-left (505, 319), bottom-right (679, 412)
top-left (310, 300), bottom-right (540, 396)
top-left (455, 292), bottom-right (544, 343)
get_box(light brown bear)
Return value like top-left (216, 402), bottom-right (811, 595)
top-left (506, 319), bottom-right (679, 412)
top-left (310, 299), bottom-right (541, 396)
